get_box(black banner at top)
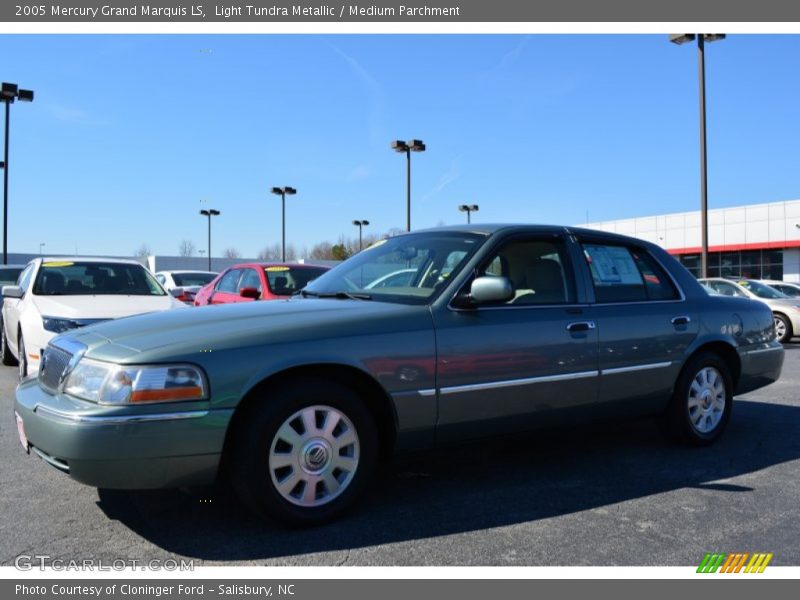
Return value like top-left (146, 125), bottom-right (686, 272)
top-left (3, 0), bottom-right (800, 23)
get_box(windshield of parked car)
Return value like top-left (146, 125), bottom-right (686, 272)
top-left (264, 266), bottom-right (328, 296)
top-left (738, 280), bottom-right (788, 299)
top-left (171, 272), bottom-right (217, 287)
top-left (303, 231), bottom-right (485, 304)
top-left (33, 261), bottom-right (166, 296)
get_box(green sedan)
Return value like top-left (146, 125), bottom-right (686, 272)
top-left (14, 225), bottom-right (784, 525)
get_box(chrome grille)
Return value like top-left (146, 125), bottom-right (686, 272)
top-left (39, 345), bottom-right (74, 392)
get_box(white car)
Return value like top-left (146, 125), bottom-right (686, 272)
top-left (759, 279), bottom-right (800, 299)
top-left (155, 270), bottom-right (217, 304)
top-left (1, 257), bottom-right (187, 379)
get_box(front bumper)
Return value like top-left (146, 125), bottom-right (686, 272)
top-left (14, 378), bottom-right (233, 489)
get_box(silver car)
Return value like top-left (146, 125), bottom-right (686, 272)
top-left (700, 278), bottom-right (800, 343)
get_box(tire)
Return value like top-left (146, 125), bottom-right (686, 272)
top-left (660, 352), bottom-right (733, 446)
top-left (229, 378), bottom-right (379, 526)
top-left (773, 313), bottom-right (792, 343)
top-left (17, 333), bottom-right (27, 380)
top-left (1, 318), bottom-right (17, 366)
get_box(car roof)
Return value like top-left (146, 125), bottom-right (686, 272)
top-left (38, 256), bottom-right (145, 266)
top-left (223, 262), bottom-right (329, 269)
top-left (411, 223), bottom-right (662, 246)
top-left (157, 270), bottom-right (217, 274)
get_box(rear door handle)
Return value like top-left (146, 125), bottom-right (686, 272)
top-left (567, 321), bottom-right (596, 333)
top-left (671, 315), bottom-right (691, 326)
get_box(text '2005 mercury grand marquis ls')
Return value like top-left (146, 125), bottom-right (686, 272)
top-left (14, 225), bottom-right (784, 525)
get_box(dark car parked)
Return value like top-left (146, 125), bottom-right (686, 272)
top-left (15, 226), bottom-right (783, 525)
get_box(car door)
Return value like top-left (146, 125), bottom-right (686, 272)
top-left (577, 238), bottom-right (699, 414)
top-left (237, 268), bottom-right (263, 301)
top-left (209, 268), bottom-right (244, 304)
top-left (3, 263), bottom-right (35, 356)
top-left (432, 233), bottom-right (599, 442)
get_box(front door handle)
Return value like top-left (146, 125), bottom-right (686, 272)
top-left (567, 321), bottom-right (596, 333)
top-left (671, 315), bottom-right (691, 326)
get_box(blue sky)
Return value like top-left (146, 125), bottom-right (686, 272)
top-left (2, 34), bottom-right (799, 257)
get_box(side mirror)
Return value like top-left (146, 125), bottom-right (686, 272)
top-left (2, 285), bottom-right (23, 299)
top-left (169, 287), bottom-right (185, 298)
top-left (469, 276), bottom-right (513, 304)
top-left (239, 286), bottom-right (260, 300)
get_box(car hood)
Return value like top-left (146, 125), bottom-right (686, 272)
top-left (33, 294), bottom-right (184, 319)
top-left (61, 298), bottom-right (429, 363)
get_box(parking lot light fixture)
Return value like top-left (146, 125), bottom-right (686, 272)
top-left (458, 204), bottom-right (479, 224)
top-left (2, 81), bottom-right (34, 265)
top-left (352, 220), bottom-right (370, 251)
top-left (199, 208), bottom-right (221, 271)
top-left (392, 138), bottom-right (426, 232)
top-left (669, 34), bottom-right (725, 278)
top-left (271, 186), bottom-right (297, 262)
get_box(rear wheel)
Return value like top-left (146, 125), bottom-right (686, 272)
top-left (230, 378), bottom-right (378, 526)
top-left (17, 333), bottom-right (28, 380)
top-left (1, 318), bottom-right (17, 366)
top-left (661, 352), bottom-right (733, 446)
top-left (774, 313), bottom-right (792, 343)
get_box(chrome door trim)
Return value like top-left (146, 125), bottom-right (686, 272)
top-left (416, 388), bottom-right (437, 397)
top-left (438, 370), bottom-right (600, 396)
top-left (745, 346), bottom-right (784, 355)
top-left (34, 405), bottom-right (209, 425)
top-left (600, 361), bottom-right (673, 376)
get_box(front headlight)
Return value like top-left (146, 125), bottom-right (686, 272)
top-left (42, 317), bottom-right (78, 334)
top-left (63, 358), bottom-right (208, 405)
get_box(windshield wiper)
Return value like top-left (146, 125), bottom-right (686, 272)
top-left (298, 290), bottom-right (372, 300)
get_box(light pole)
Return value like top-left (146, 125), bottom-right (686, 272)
top-left (1, 82), bottom-right (34, 265)
top-left (271, 186), bottom-right (296, 262)
top-left (669, 33), bottom-right (725, 278)
top-left (38, 242), bottom-right (45, 256)
top-left (199, 208), bottom-right (220, 271)
top-left (391, 139), bottom-right (426, 232)
top-left (458, 204), bottom-right (479, 224)
top-left (352, 220), bottom-right (370, 251)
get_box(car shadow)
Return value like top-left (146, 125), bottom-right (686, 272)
top-left (96, 399), bottom-right (800, 562)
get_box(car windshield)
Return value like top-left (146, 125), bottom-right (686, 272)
top-left (738, 280), bottom-right (788, 299)
top-left (33, 261), bottom-right (166, 296)
top-left (303, 231), bottom-right (485, 304)
top-left (171, 272), bottom-right (217, 286)
top-left (0, 267), bottom-right (23, 285)
top-left (264, 266), bottom-right (329, 295)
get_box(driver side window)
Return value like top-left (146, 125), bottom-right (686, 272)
top-left (477, 237), bottom-right (576, 305)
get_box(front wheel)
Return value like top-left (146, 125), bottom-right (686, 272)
top-left (1, 318), bottom-right (17, 366)
top-left (774, 313), bottom-right (792, 343)
top-left (660, 352), bottom-right (733, 446)
top-left (230, 379), bottom-right (378, 526)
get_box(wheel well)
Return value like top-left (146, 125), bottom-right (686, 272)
top-left (218, 364), bottom-right (397, 477)
top-left (686, 342), bottom-right (741, 388)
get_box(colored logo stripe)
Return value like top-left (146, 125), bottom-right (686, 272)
top-left (697, 552), bottom-right (773, 573)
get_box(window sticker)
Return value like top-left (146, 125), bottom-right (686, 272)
top-left (41, 261), bottom-right (75, 268)
top-left (584, 245), bottom-right (643, 285)
top-left (264, 266), bottom-right (290, 272)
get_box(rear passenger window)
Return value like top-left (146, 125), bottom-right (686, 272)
top-left (583, 244), bottom-right (679, 303)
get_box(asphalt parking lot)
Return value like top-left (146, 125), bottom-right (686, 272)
top-left (1, 343), bottom-right (799, 567)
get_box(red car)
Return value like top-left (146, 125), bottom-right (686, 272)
top-left (193, 263), bottom-right (330, 306)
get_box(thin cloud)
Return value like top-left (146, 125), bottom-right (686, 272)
top-left (45, 103), bottom-right (103, 126)
top-left (422, 155), bottom-right (463, 201)
top-left (346, 165), bottom-right (371, 181)
top-left (329, 43), bottom-right (387, 148)
top-left (492, 35), bottom-right (532, 71)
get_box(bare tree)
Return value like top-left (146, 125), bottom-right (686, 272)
top-left (135, 243), bottom-right (152, 257)
top-left (258, 243), bottom-right (281, 261)
top-left (309, 241), bottom-right (334, 260)
top-left (223, 247), bottom-right (241, 259)
top-left (178, 240), bottom-right (196, 257)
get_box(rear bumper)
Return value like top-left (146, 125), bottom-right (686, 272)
top-left (14, 378), bottom-right (233, 489)
top-left (736, 341), bottom-right (785, 395)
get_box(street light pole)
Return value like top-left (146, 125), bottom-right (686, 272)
top-left (391, 139), bottom-right (426, 232)
top-left (199, 208), bottom-right (220, 271)
top-left (1, 82), bottom-right (34, 265)
top-left (39, 242), bottom-right (44, 256)
top-left (669, 34), bottom-right (725, 278)
top-left (271, 186), bottom-right (297, 262)
top-left (352, 220), bottom-right (370, 251)
top-left (458, 204), bottom-right (479, 224)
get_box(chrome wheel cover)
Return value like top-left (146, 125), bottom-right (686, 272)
top-left (269, 405), bottom-right (360, 508)
top-left (774, 316), bottom-right (787, 341)
top-left (687, 366), bottom-right (726, 434)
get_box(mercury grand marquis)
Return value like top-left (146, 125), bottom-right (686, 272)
top-left (14, 225), bottom-right (784, 525)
